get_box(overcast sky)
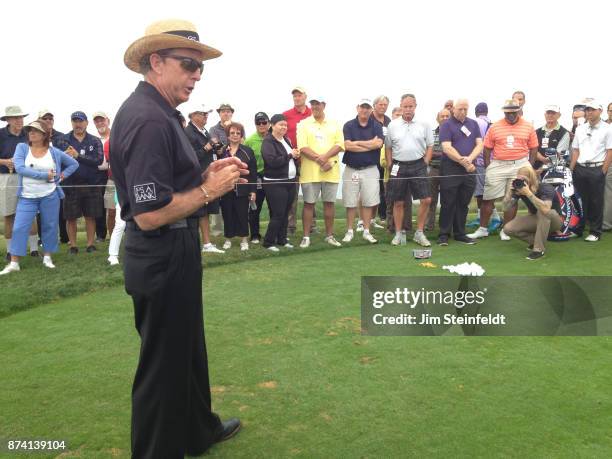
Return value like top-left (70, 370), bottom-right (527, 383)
top-left (1, 0), bottom-right (610, 134)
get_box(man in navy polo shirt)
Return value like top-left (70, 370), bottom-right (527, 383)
top-left (61, 111), bottom-right (104, 254)
top-left (438, 99), bottom-right (483, 245)
top-left (341, 98), bottom-right (383, 244)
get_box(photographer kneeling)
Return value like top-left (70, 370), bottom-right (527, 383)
top-left (502, 166), bottom-right (562, 260)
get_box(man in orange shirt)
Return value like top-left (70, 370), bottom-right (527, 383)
top-left (468, 99), bottom-right (538, 240)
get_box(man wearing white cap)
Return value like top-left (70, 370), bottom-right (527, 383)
top-left (110, 18), bottom-right (243, 458)
top-left (0, 106), bottom-right (28, 260)
top-left (297, 95), bottom-right (345, 247)
top-left (184, 104), bottom-right (225, 253)
top-left (283, 86), bottom-right (314, 235)
top-left (341, 98), bottom-right (383, 243)
top-left (534, 105), bottom-right (570, 170)
top-left (570, 99), bottom-right (612, 241)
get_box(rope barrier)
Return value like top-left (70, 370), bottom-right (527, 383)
top-left (0, 170), bottom-right (531, 189)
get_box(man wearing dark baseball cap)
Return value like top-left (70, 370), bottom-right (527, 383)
top-left (61, 111), bottom-right (104, 254)
top-left (244, 112), bottom-right (270, 243)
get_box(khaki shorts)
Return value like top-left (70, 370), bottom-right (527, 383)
top-left (342, 165), bottom-right (380, 208)
top-left (483, 158), bottom-right (530, 200)
top-left (0, 174), bottom-right (18, 216)
top-left (104, 179), bottom-right (116, 209)
top-left (301, 182), bottom-right (338, 204)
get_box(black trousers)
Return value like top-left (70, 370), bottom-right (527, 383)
top-left (263, 179), bottom-right (296, 247)
top-left (124, 225), bottom-right (221, 458)
top-left (377, 164), bottom-right (386, 219)
top-left (439, 160), bottom-right (475, 238)
top-left (95, 185), bottom-right (107, 239)
top-left (573, 165), bottom-right (605, 236)
top-left (220, 192), bottom-right (249, 238)
top-left (58, 199), bottom-right (69, 243)
top-left (248, 175), bottom-right (267, 240)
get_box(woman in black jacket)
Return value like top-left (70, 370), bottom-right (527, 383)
top-left (261, 114), bottom-right (300, 252)
top-left (219, 122), bottom-right (257, 251)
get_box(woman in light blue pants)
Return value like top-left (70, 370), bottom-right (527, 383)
top-left (0, 119), bottom-right (78, 275)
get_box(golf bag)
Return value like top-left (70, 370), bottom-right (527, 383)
top-left (541, 148), bottom-right (583, 241)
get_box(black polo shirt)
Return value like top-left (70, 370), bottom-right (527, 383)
top-left (342, 116), bottom-right (384, 168)
top-left (0, 127), bottom-right (26, 173)
top-left (110, 81), bottom-right (203, 222)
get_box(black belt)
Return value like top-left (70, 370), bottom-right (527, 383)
top-left (394, 158), bottom-right (424, 165)
top-left (126, 217), bottom-right (199, 236)
top-left (577, 162), bottom-right (604, 168)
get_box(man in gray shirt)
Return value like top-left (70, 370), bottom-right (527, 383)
top-left (385, 93), bottom-right (433, 246)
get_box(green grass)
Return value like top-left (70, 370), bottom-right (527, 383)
top-left (2, 239), bottom-right (612, 458)
top-left (1, 199), bottom-right (612, 457)
top-left (1, 198), bottom-right (610, 318)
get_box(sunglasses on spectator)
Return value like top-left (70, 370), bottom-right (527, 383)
top-left (159, 53), bottom-right (204, 74)
top-left (255, 120), bottom-right (269, 125)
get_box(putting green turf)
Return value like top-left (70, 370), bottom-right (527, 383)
top-left (1, 243), bottom-right (612, 458)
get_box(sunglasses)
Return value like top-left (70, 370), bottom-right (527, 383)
top-left (159, 53), bottom-right (204, 74)
top-left (255, 120), bottom-right (269, 125)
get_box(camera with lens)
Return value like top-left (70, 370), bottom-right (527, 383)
top-left (511, 178), bottom-right (527, 199)
top-left (512, 178), bottom-right (526, 190)
top-left (209, 140), bottom-right (224, 152)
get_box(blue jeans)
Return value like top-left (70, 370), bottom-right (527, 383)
top-left (11, 192), bottom-right (60, 256)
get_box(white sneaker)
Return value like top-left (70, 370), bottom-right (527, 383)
top-left (363, 231), bottom-right (378, 244)
top-left (283, 243), bottom-right (294, 249)
top-left (42, 256), bottom-right (56, 269)
top-left (267, 246), bottom-right (280, 252)
top-left (499, 229), bottom-right (511, 241)
top-left (108, 255), bottom-right (120, 265)
top-left (413, 230), bottom-right (431, 247)
top-left (342, 229), bottom-right (354, 242)
top-left (300, 237), bottom-right (310, 248)
top-left (325, 235), bottom-right (342, 247)
top-left (585, 234), bottom-right (600, 242)
top-left (468, 227), bottom-right (489, 239)
top-left (371, 219), bottom-right (384, 229)
top-left (356, 221), bottom-right (365, 232)
top-left (240, 241), bottom-right (249, 251)
top-left (222, 240), bottom-right (232, 250)
top-left (391, 233), bottom-right (402, 246)
top-left (251, 238), bottom-right (260, 244)
top-left (0, 262), bottom-right (20, 275)
top-left (202, 243), bottom-right (225, 254)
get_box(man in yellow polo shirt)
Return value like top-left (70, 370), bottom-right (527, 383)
top-left (297, 96), bottom-right (344, 248)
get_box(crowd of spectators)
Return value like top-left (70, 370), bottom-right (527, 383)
top-left (0, 90), bottom-right (610, 274)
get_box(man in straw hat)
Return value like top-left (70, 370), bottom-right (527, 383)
top-left (110, 19), bottom-right (245, 458)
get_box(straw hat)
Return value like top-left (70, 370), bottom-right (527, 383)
top-left (501, 99), bottom-right (521, 113)
top-left (124, 19), bottom-right (222, 73)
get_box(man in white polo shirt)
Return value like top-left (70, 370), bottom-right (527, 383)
top-left (570, 99), bottom-right (612, 241)
top-left (385, 93), bottom-right (433, 247)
